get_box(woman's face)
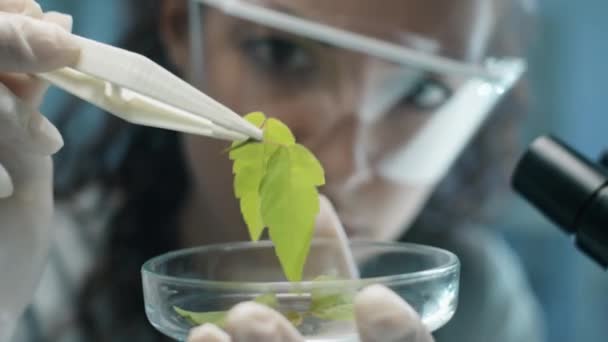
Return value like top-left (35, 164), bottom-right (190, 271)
top-left (161, 0), bottom-right (495, 242)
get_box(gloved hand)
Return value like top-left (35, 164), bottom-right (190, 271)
top-left (187, 197), bottom-right (434, 342)
top-left (0, 1), bottom-right (80, 340)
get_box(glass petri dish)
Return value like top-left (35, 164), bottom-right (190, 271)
top-left (142, 239), bottom-right (460, 341)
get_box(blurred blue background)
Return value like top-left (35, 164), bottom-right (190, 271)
top-left (500, 0), bottom-right (608, 341)
top-left (38, 0), bottom-right (608, 341)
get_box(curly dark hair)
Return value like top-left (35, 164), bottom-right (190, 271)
top-left (51, 0), bottom-right (536, 340)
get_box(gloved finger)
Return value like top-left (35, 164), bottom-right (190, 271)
top-left (224, 302), bottom-right (304, 342)
top-left (0, 163), bottom-right (15, 198)
top-left (355, 285), bottom-right (434, 342)
top-left (0, 13), bottom-right (80, 73)
top-left (0, 83), bottom-right (63, 155)
top-left (0, 73), bottom-right (46, 106)
top-left (0, 0), bottom-right (43, 18)
top-left (24, 12), bottom-right (74, 106)
top-left (0, 11), bottom-right (74, 107)
top-left (188, 324), bottom-right (232, 342)
top-left (42, 11), bottom-right (74, 32)
top-left (305, 194), bottom-right (359, 278)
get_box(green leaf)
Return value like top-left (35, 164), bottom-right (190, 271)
top-left (289, 144), bottom-right (325, 186)
top-left (173, 306), bottom-right (226, 327)
top-left (310, 291), bottom-right (355, 321)
top-left (311, 303), bottom-right (354, 321)
top-left (254, 293), bottom-right (279, 308)
top-left (230, 113), bottom-right (325, 281)
top-left (229, 114), bottom-right (289, 241)
top-left (260, 145), bottom-right (323, 281)
top-left (230, 142), bottom-right (267, 240)
top-left (310, 291), bottom-right (350, 311)
top-left (285, 311), bottom-right (304, 326)
top-left (173, 293), bottom-right (276, 328)
top-left (263, 118), bottom-right (295, 146)
top-left (244, 111), bottom-right (267, 128)
top-left (309, 275), bottom-right (354, 321)
top-left (227, 112), bottom-right (267, 152)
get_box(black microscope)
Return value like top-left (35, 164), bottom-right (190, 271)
top-left (512, 135), bottom-right (608, 268)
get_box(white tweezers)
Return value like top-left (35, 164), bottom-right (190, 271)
top-left (38, 35), bottom-right (263, 142)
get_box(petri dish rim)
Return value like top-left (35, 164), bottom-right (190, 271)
top-left (141, 239), bottom-right (460, 291)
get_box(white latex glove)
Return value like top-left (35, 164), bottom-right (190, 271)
top-left (187, 197), bottom-right (434, 342)
top-left (0, 1), bottom-right (80, 340)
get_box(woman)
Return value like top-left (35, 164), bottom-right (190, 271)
top-left (0, 0), bottom-right (543, 341)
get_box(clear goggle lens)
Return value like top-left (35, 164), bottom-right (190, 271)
top-left (187, 0), bottom-right (526, 188)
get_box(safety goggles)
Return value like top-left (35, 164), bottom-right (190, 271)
top-left (187, 0), bottom-right (526, 188)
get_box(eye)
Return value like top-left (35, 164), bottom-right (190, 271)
top-left (240, 36), bottom-right (315, 75)
top-left (403, 78), bottom-right (451, 110)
